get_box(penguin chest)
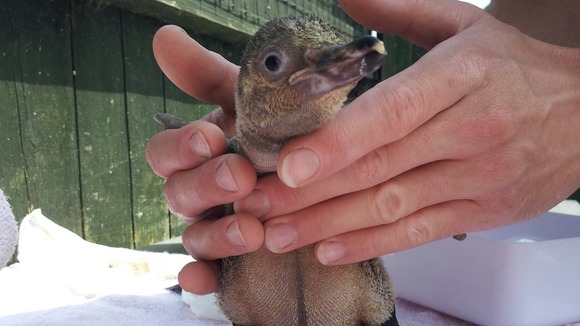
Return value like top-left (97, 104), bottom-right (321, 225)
top-left (217, 245), bottom-right (366, 326)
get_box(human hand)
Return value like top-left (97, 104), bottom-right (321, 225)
top-left (146, 25), bottom-right (264, 294)
top-left (235, 0), bottom-right (580, 265)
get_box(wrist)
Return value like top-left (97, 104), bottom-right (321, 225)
top-left (555, 47), bottom-right (580, 192)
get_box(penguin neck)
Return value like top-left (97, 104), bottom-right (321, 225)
top-left (236, 128), bottom-right (289, 174)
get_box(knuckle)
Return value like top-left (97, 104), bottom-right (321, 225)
top-left (162, 178), bottom-right (184, 216)
top-left (403, 217), bottom-right (432, 248)
top-left (482, 193), bottom-right (519, 218)
top-left (379, 80), bottom-right (424, 139)
top-left (457, 43), bottom-right (501, 81)
top-left (347, 149), bottom-right (387, 187)
top-left (371, 183), bottom-right (405, 225)
top-left (482, 112), bottom-right (513, 142)
top-left (469, 150), bottom-right (523, 186)
top-left (493, 152), bottom-right (522, 179)
top-left (181, 223), bottom-right (208, 259)
top-left (162, 173), bottom-right (200, 218)
top-left (145, 136), bottom-right (169, 178)
top-left (461, 108), bottom-right (515, 146)
top-left (327, 123), bottom-right (353, 161)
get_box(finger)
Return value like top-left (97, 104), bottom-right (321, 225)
top-left (178, 260), bottom-right (220, 294)
top-left (262, 158), bottom-right (494, 254)
top-left (315, 200), bottom-right (489, 265)
top-left (164, 154), bottom-right (256, 219)
top-left (339, 0), bottom-right (484, 48)
top-left (152, 25), bottom-right (238, 113)
top-left (278, 31), bottom-right (491, 188)
top-left (182, 213), bottom-right (264, 260)
top-left (146, 121), bottom-right (228, 178)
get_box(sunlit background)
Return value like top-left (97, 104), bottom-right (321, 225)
top-left (461, 0), bottom-right (491, 9)
top-left (370, 0), bottom-right (491, 37)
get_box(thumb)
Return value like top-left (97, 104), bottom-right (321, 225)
top-left (152, 25), bottom-right (238, 113)
top-left (339, 0), bottom-right (484, 49)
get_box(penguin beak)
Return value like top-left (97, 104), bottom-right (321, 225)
top-left (289, 36), bottom-right (386, 97)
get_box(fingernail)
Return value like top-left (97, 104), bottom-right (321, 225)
top-left (233, 190), bottom-right (269, 218)
top-left (190, 131), bottom-right (212, 159)
top-left (317, 241), bottom-right (345, 265)
top-left (265, 224), bottom-right (297, 253)
top-left (226, 219), bottom-right (247, 248)
top-left (216, 162), bottom-right (238, 192)
top-left (281, 148), bottom-right (320, 188)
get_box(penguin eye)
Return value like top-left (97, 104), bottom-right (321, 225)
top-left (264, 54), bottom-right (281, 72)
top-left (259, 49), bottom-right (287, 80)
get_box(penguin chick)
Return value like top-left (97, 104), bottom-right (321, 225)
top-left (155, 15), bottom-right (396, 326)
top-left (219, 16), bottom-right (397, 326)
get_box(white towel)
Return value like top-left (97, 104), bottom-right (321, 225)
top-left (0, 189), bottom-right (18, 269)
top-left (0, 209), bottom-right (476, 325)
top-left (0, 209), bottom-right (206, 325)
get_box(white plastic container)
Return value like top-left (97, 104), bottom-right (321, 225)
top-left (382, 211), bottom-right (580, 326)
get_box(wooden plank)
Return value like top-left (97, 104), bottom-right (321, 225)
top-left (0, 81), bottom-right (28, 220)
top-left (72, 2), bottom-right (133, 247)
top-left (0, 2), bottom-right (29, 222)
top-left (0, 0), bottom-right (83, 233)
top-left (101, 0), bottom-right (255, 44)
top-left (121, 11), bottom-right (170, 248)
top-left (100, 0), bottom-right (358, 44)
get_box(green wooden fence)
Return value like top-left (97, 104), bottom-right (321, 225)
top-left (1, 0), bottom-right (225, 248)
top-left (1, 0), bottom-right (411, 249)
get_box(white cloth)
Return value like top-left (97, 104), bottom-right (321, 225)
top-left (0, 209), bottom-right (475, 325)
top-left (0, 189), bottom-right (18, 269)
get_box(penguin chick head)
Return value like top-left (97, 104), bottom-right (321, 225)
top-left (236, 15), bottom-right (385, 144)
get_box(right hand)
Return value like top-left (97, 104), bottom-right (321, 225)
top-left (146, 25), bottom-right (264, 294)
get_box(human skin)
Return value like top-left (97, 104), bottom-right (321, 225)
top-left (146, 0), bottom-right (580, 294)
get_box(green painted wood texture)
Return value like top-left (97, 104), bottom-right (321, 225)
top-left (73, 3), bottom-right (133, 247)
top-left (121, 12), bottom-right (170, 248)
top-left (101, 0), bottom-right (367, 44)
top-left (0, 0), bottom-right (243, 248)
top-left (1, 0), bottom-right (83, 235)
